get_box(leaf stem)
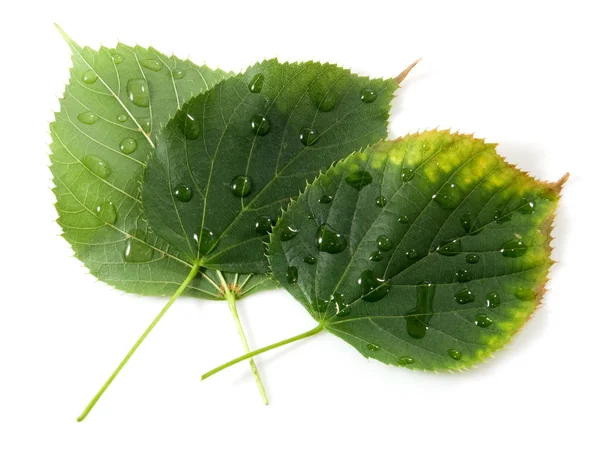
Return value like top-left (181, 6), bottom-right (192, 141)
top-left (201, 324), bottom-right (324, 381)
top-left (76, 261), bottom-right (201, 422)
top-left (217, 271), bottom-right (269, 404)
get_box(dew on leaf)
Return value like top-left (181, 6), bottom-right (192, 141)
top-left (377, 235), bottom-right (393, 251)
top-left (375, 195), bottom-right (387, 207)
top-left (230, 175), bottom-right (253, 197)
top-left (486, 292), bottom-right (501, 308)
top-left (319, 194), bottom-right (333, 204)
top-left (519, 198), bottom-right (536, 214)
top-left (500, 238), bottom-right (528, 257)
top-left (454, 288), bottom-right (475, 304)
top-left (280, 224), bottom-right (298, 241)
top-left (304, 255), bottom-right (316, 265)
top-left (299, 128), bottom-right (318, 146)
top-left (515, 287), bottom-right (536, 301)
top-left (82, 156), bottom-right (110, 179)
top-left (475, 314), bottom-right (493, 328)
top-left (124, 229), bottom-right (154, 263)
top-left (332, 293), bottom-right (350, 316)
top-left (465, 253), bottom-right (480, 264)
top-left (82, 70), bottom-right (98, 84)
top-left (360, 88), bottom-right (377, 103)
top-left (248, 73), bottom-right (264, 93)
top-left (286, 266), bottom-right (298, 284)
top-left (116, 113), bottom-right (128, 123)
top-left (406, 249), bottom-right (419, 260)
top-left (181, 114), bottom-right (200, 140)
top-left (127, 78), bottom-right (149, 107)
top-left (255, 216), bottom-right (275, 236)
top-left (398, 215), bottom-right (409, 224)
top-left (250, 114), bottom-right (270, 135)
top-left (460, 213), bottom-right (474, 233)
top-left (455, 269), bottom-right (470, 282)
top-left (369, 250), bottom-right (384, 262)
top-left (119, 137), bottom-right (137, 154)
top-left (111, 53), bottom-right (124, 64)
top-left (172, 69), bottom-right (185, 79)
top-left (174, 184), bottom-right (193, 202)
top-left (401, 167), bottom-right (415, 182)
top-left (193, 227), bottom-right (218, 255)
top-left (95, 201), bottom-right (117, 225)
top-left (359, 269), bottom-right (389, 302)
top-left (398, 356), bottom-right (415, 366)
top-left (140, 59), bottom-right (163, 72)
top-left (405, 283), bottom-right (435, 339)
top-left (139, 117), bottom-right (151, 134)
top-left (316, 224), bottom-right (347, 254)
top-left (77, 111), bottom-right (98, 125)
top-left (436, 237), bottom-right (462, 256)
top-left (494, 208), bottom-right (513, 224)
top-left (448, 349), bottom-right (462, 360)
top-left (367, 343), bottom-right (380, 352)
top-left (432, 183), bottom-right (460, 209)
top-left (345, 170), bottom-right (373, 190)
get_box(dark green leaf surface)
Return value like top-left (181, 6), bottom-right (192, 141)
top-left (142, 60), bottom-right (398, 274)
top-left (269, 131), bottom-right (566, 370)
top-left (49, 30), bottom-right (272, 299)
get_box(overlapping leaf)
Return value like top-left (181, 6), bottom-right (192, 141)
top-left (269, 131), bottom-right (566, 370)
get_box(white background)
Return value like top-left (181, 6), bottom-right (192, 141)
top-left (0, 1), bottom-right (598, 463)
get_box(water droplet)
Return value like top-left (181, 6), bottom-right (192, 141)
top-left (111, 53), bottom-right (124, 64)
top-left (454, 288), bottom-right (475, 304)
top-left (250, 114), bottom-right (270, 135)
top-left (375, 195), bottom-right (387, 207)
top-left (401, 168), bottom-right (415, 182)
top-left (436, 237), bottom-right (462, 255)
top-left (432, 183), bottom-right (460, 209)
top-left (475, 314), bottom-right (493, 328)
top-left (460, 213), bottom-right (474, 233)
top-left (405, 249), bottom-right (419, 260)
top-left (309, 84), bottom-right (336, 112)
top-left (319, 194), bottom-right (333, 204)
top-left (398, 356), bottom-right (415, 366)
top-left (315, 298), bottom-right (329, 315)
top-left (494, 208), bottom-right (513, 224)
top-left (140, 59), bottom-right (163, 72)
top-left (127, 78), bottom-right (149, 107)
top-left (174, 184), bottom-right (193, 202)
top-left (124, 229), bottom-right (153, 263)
top-left (138, 118), bottom-right (151, 134)
top-left (519, 198), bottom-right (536, 214)
top-left (181, 113), bottom-right (200, 140)
top-left (332, 293), bottom-right (351, 316)
top-left (230, 175), bottom-right (252, 197)
top-left (369, 251), bottom-right (384, 262)
top-left (255, 216), bottom-right (275, 236)
top-left (77, 111), bottom-right (98, 125)
top-left (119, 137), bottom-right (137, 154)
top-left (304, 256), bottom-right (316, 265)
top-left (307, 213), bottom-right (315, 219)
top-left (172, 69), bottom-right (185, 79)
top-left (377, 235), bottom-right (393, 252)
top-left (465, 254), bottom-right (480, 264)
top-left (316, 224), bottom-right (347, 254)
top-left (280, 224), bottom-right (298, 241)
top-left (95, 201), bottom-right (117, 224)
top-left (501, 238), bottom-right (528, 257)
top-left (448, 349), bottom-right (462, 360)
top-left (316, 92), bottom-right (336, 112)
top-left (359, 269), bottom-right (389, 302)
top-left (455, 269), bottom-right (470, 283)
top-left (286, 266), bottom-right (298, 284)
top-left (515, 288), bottom-right (536, 301)
top-left (367, 343), bottom-right (380, 352)
top-left (486, 292), bottom-right (501, 308)
top-left (405, 283), bottom-right (436, 339)
top-left (117, 113), bottom-right (128, 123)
top-left (82, 70), bottom-right (98, 84)
top-left (345, 170), bottom-right (373, 190)
top-left (360, 88), bottom-right (377, 103)
top-left (299, 127), bottom-right (318, 146)
top-left (248, 73), bottom-right (264, 93)
top-left (398, 215), bottom-right (409, 224)
top-left (82, 156), bottom-right (110, 179)
top-left (193, 227), bottom-right (218, 255)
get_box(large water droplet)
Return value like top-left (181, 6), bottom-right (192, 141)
top-left (319, 194), bottom-right (333, 204)
top-left (280, 224), bottom-right (298, 241)
top-left (519, 197), bottom-right (536, 214)
top-left (345, 170), bottom-right (373, 190)
top-left (369, 250), bottom-right (384, 262)
top-left (436, 237), bottom-right (462, 256)
top-left (172, 69), bottom-right (185, 79)
top-left (304, 255), bottom-right (316, 265)
top-left (250, 114), bottom-right (270, 135)
top-left (248, 73), bottom-right (265, 93)
top-left (501, 238), bottom-right (528, 257)
top-left (465, 253), bottom-right (480, 264)
top-left (193, 227), bottom-right (218, 255)
top-left (367, 343), bottom-right (380, 352)
top-left (95, 201), bottom-right (117, 224)
top-left (398, 356), bottom-right (415, 366)
top-left (377, 235), bottom-right (393, 252)
top-left (398, 215), bottom-right (409, 224)
top-left (401, 168), bottom-right (415, 182)
top-left (448, 349), bottom-right (462, 360)
top-left (486, 292), bottom-right (501, 308)
top-left (432, 183), bottom-right (460, 209)
top-left (286, 266), bottom-right (298, 284)
top-left (119, 137), bottom-right (137, 154)
top-left (174, 184), bottom-right (193, 202)
top-left (124, 229), bottom-right (153, 263)
top-left (140, 59), bottom-right (163, 72)
top-left (455, 269), bottom-right (470, 282)
top-left (360, 88), bottom-right (377, 103)
top-left (82, 70), bottom-right (98, 84)
top-left (375, 195), bottom-right (387, 207)
top-left (475, 314), bottom-right (493, 328)
top-left (77, 111), bottom-right (98, 125)
top-left (299, 128), bottom-right (318, 146)
top-left (359, 269), bottom-right (389, 302)
top-left (117, 113), bottom-right (128, 123)
top-left (111, 53), bottom-right (124, 64)
top-left (454, 288), bottom-right (475, 304)
top-left (515, 287), bottom-right (536, 301)
top-left (405, 283), bottom-right (436, 339)
top-left (255, 216), bottom-right (275, 235)
top-left (316, 224), bottom-right (347, 254)
top-left (127, 78), bottom-right (149, 107)
top-left (230, 175), bottom-right (252, 197)
top-left (82, 156), bottom-right (110, 179)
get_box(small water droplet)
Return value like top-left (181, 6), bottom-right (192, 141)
top-left (519, 198), bottom-right (536, 214)
top-left (119, 137), bottom-right (137, 154)
top-left (475, 314), bottom-right (493, 328)
top-left (515, 287), bottom-right (536, 301)
top-left (345, 170), bottom-right (373, 190)
top-left (139, 118), bottom-right (151, 134)
top-left (465, 254), bottom-right (480, 264)
top-left (359, 269), bottom-right (389, 302)
top-left (174, 184), bottom-right (193, 202)
top-left (436, 237), bottom-right (462, 255)
top-left (117, 113), bottom-right (128, 123)
top-left (360, 88), bottom-right (377, 103)
top-left (501, 238), bottom-right (528, 257)
top-left (181, 113), bottom-right (200, 140)
top-left (315, 298), bottom-right (329, 315)
top-left (319, 194), bottom-right (333, 204)
top-left (250, 114), bottom-right (270, 135)
top-left (280, 224), bottom-right (298, 241)
top-left (77, 111), bottom-right (98, 125)
top-left (432, 183), bottom-right (460, 209)
top-left (401, 168), bottom-right (415, 182)
top-left (406, 249), bottom-right (419, 260)
top-left (486, 292), bottom-right (501, 308)
top-left (95, 201), bottom-right (117, 224)
top-left (377, 235), bottom-right (393, 252)
top-left (454, 288), bottom-right (475, 304)
top-left (248, 73), bottom-right (264, 93)
top-left (286, 266), bottom-right (298, 284)
top-left (111, 53), bottom-right (124, 64)
top-left (124, 229), bottom-right (153, 262)
top-left (82, 156), bottom-right (110, 179)
top-left (398, 215), bottom-right (409, 224)
top-left (230, 175), bottom-right (252, 197)
top-left (140, 59), bottom-right (163, 72)
top-left (127, 78), bottom-right (149, 107)
top-left (405, 283), bottom-right (436, 339)
top-left (367, 343), bottom-right (380, 352)
top-left (369, 250), bottom-right (384, 262)
top-left (172, 69), bottom-right (185, 79)
top-left (448, 349), bottom-right (462, 360)
top-left (398, 356), bottom-right (415, 366)
top-left (307, 213), bottom-right (316, 219)
top-left (316, 224), bottom-right (347, 254)
top-left (82, 70), bottom-right (98, 84)
top-left (193, 227), bottom-right (218, 255)
top-left (255, 216), bottom-right (275, 236)
top-left (332, 293), bottom-right (351, 316)
top-left (375, 195), bottom-right (387, 207)
top-left (299, 128), bottom-right (318, 146)
top-left (455, 269), bottom-right (470, 282)
top-left (494, 208), bottom-right (513, 224)
top-left (460, 213), bottom-right (474, 233)
top-left (304, 256), bottom-right (316, 265)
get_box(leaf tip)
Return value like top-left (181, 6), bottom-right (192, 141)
top-left (394, 58), bottom-right (421, 85)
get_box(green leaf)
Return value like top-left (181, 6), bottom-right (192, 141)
top-left (268, 130), bottom-right (566, 371)
top-left (48, 28), bottom-right (271, 299)
top-left (142, 60), bottom-right (399, 274)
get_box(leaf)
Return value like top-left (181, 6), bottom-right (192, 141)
top-left (268, 130), bottom-right (566, 371)
top-left (48, 28), bottom-right (271, 299)
top-left (141, 60), bottom-right (400, 274)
